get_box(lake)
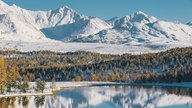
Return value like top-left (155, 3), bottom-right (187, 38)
top-left (1, 86), bottom-right (192, 108)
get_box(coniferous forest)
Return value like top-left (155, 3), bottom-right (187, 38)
top-left (0, 47), bottom-right (191, 87)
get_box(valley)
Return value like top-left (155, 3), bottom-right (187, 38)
top-left (0, 0), bottom-right (192, 108)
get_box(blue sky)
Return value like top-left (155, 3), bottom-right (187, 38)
top-left (3, 0), bottom-right (192, 23)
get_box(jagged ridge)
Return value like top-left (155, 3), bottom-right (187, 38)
top-left (0, 0), bottom-right (192, 47)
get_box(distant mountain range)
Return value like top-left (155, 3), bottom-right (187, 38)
top-left (0, 1), bottom-right (112, 42)
top-left (0, 0), bottom-right (192, 53)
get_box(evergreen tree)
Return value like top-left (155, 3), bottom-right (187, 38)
top-left (35, 79), bottom-right (46, 93)
top-left (22, 75), bottom-right (29, 93)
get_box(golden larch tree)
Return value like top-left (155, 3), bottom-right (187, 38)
top-left (0, 56), bottom-right (7, 94)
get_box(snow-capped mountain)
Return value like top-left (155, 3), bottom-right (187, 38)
top-left (0, 0), bottom-right (111, 42)
top-left (41, 17), bottom-right (111, 41)
top-left (107, 16), bottom-right (120, 26)
top-left (78, 12), bottom-right (192, 45)
top-left (113, 11), bottom-right (158, 29)
top-left (11, 5), bottom-right (85, 29)
top-left (0, 13), bottom-right (47, 41)
top-left (0, 1), bottom-right (47, 42)
top-left (0, 0), bottom-right (192, 53)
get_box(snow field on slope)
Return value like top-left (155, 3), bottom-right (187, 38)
top-left (1, 40), bottom-right (191, 55)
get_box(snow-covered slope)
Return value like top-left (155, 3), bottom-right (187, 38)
top-left (0, 13), bottom-right (49, 42)
top-left (10, 5), bottom-right (85, 29)
top-left (0, 1), bottom-right (48, 42)
top-left (41, 17), bottom-right (111, 41)
top-left (0, 0), bottom-right (192, 53)
top-left (0, 0), bottom-right (110, 41)
top-left (80, 12), bottom-right (192, 46)
top-left (107, 16), bottom-right (120, 26)
top-left (113, 11), bottom-right (158, 29)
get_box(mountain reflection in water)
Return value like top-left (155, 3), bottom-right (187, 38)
top-left (1, 86), bottom-right (192, 108)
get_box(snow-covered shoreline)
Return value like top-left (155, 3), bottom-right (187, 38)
top-left (1, 82), bottom-right (192, 98)
top-left (45, 81), bottom-right (192, 89)
top-left (0, 92), bottom-right (52, 98)
top-left (136, 82), bottom-right (192, 88)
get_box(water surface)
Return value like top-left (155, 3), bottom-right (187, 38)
top-left (1, 86), bottom-right (192, 108)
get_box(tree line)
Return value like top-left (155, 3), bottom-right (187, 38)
top-left (1, 47), bottom-right (192, 84)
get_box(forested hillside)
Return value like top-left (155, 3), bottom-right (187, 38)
top-left (0, 47), bottom-right (192, 83)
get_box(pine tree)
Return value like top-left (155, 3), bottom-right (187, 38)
top-left (35, 79), bottom-right (46, 93)
top-left (22, 75), bottom-right (29, 93)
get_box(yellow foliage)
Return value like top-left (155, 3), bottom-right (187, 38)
top-left (51, 90), bottom-right (58, 96)
top-left (75, 76), bottom-right (82, 82)
top-left (0, 98), bottom-right (8, 108)
top-left (108, 73), bottom-right (115, 82)
top-left (91, 74), bottom-right (98, 81)
top-left (0, 56), bottom-right (7, 93)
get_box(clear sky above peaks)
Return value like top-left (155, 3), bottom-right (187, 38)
top-left (3, 0), bottom-right (192, 23)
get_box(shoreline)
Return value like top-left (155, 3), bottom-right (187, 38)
top-left (1, 82), bottom-right (192, 98)
top-left (54, 81), bottom-right (192, 88)
top-left (0, 92), bottom-right (53, 98)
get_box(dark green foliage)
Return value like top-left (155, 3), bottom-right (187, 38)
top-left (35, 79), bottom-right (46, 93)
top-left (21, 81), bottom-right (29, 93)
top-left (34, 96), bottom-right (45, 108)
top-left (22, 96), bottom-right (29, 107)
top-left (1, 47), bottom-right (192, 83)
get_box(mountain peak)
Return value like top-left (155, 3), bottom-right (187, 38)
top-left (135, 11), bottom-right (146, 15)
top-left (129, 11), bottom-right (158, 23)
top-left (59, 5), bottom-right (70, 10)
top-left (56, 5), bottom-right (75, 13)
top-left (0, 0), bottom-right (9, 12)
top-left (11, 4), bottom-right (23, 10)
top-left (63, 5), bottom-right (69, 8)
top-left (0, 0), bottom-right (7, 5)
top-left (0, 0), bottom-right (192, 48)
top-left (117, 11), bottom-right (157, 25)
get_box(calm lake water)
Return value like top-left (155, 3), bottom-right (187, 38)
top-left (1, 86), bottom-right (192, 108)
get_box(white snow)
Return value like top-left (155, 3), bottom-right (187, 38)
top-left (41, 17), bottom-right (112, 41)
top-left (0, 92), bottom-right (52, 98)
top-left (41, 82), bottom-right (192, 89)
top-left (89, 13), bottom-right (192, 46)
top-left (0, 40), bottom-right (191, 55)
top-left (0, 0), bottom-right (192, 50)
top-left (0, 13), bottom-right (48, 42)
top-left (0, 0), bottom-right (111, 42)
